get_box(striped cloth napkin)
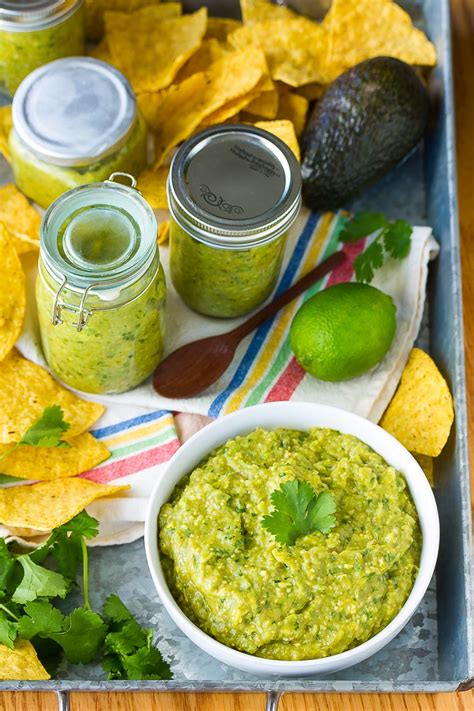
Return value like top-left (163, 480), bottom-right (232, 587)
top-left (11, 207), bottom-right (438, 545)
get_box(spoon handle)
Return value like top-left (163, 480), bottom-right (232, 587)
top-left (230, 250), bottom-right (347, 342)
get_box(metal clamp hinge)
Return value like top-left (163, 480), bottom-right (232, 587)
top-left (52, 276), bottom-right (97, 332)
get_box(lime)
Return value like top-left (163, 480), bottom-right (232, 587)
top-left (290, 283), bottom-right (396, 381)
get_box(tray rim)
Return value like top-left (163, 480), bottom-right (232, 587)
top-left (1, 0), bottom-right (473, 696)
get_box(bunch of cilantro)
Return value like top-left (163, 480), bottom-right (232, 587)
top-left (0, 407), bottom-right (171, 680)
top-left (0, 511), bottom-right (172, 679)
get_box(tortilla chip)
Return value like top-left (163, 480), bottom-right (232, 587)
top-left (198, 90), bottom-right (261, 128)
top-left (254, 119), bottom-right (300, 161)
top-left (240, 0), bottom-right (297, 24)
top-left (413, 453), bottom-right (434, 486)
top-left (174, 38), bottom-right (229, 83)
top-left (85, 0), bottom-right (166, 41)
top-left (151, 46), bottom-right (269, 166)
top-left (0, 104), bottom-right (12, 162)
top-left (294, 82), bottom-right (326, 101)
top-left (228, 18), bottom-right (332, 86)
top-left (0, 478), bottom-right (130, 532)
top-left (158, 220), bottom-right (170, 245)
top-left (105, 6), bottom-right (207, 93)
top-left (138, 167), bottom-right (169, 210)
top-left (0, 225), bottom-right (25, 364)
top-left (0, 433), bottom-right (110, 481)
top-left (324, 0), bottom-right (437, 72)
top-left (276, 89), bottom-right (309, 136)
top-left (244, 88), bottom-right (279, 119)
top-left (0, 640), bottom-right (50, 680)
top-left (137, 91), bottom-right (167, 133)
top-left (205, 17), bottom-right (242, 41)
top-left (0, 350), bottom-right (105, 444)
top-left (0, 184), bottom-right (41, 255)
top-left (380, 348), bottom-right (454, 457)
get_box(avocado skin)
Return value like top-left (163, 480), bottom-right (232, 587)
top-left (301, 57), bottom-right (430, 210)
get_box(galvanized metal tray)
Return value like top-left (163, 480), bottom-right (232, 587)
top-left (0, 0), bottom-right (472, 708)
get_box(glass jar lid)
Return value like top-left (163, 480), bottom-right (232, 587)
top-left (12, 58), bottom-right (136, 166)
top-left (41, 173), bottom-right (158, 293)
top-left (167, 124), bottom-right (302, 248)
top-left (0, 0), bottom-right (82, 30)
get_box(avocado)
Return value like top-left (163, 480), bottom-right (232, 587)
top-left (301, 57), bottom-right (430, 210)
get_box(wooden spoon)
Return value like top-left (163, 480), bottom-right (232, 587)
top-left (153, 250), bottom-right (347, 398)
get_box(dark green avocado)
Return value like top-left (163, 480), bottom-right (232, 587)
top-left (301, 57), bottom-right (430, 210)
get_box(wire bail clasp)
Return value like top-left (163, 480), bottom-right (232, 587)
top-left (106, 171), bottom-right (137, 188)
top-left (51, 276), bottom-right (97, 332)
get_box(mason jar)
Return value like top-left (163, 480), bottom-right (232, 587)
top-left (0, 0), bottom-right (85, 96)
top-left (168, 124), bottom-right (302, 318)
top-left (36, 173), bottom-right (166, 395)
top-left (10, 57), bottom-right (147, 209)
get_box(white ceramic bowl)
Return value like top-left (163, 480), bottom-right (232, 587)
top-left (145, 402), bottom-right (439, 677)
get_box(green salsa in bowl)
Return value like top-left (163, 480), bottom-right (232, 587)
top-left (145, 402), bottom-right (439, 676)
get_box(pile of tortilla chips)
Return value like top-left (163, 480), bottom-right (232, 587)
top-left (380, 348), bottom-right (455, 484)
top-left (85, 0), bottom-right (436, 239)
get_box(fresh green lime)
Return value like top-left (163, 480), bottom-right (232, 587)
top-left (290, 282), bottom-right (396, 381)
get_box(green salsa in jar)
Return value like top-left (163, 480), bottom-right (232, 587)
top-left (170, 220), bottom-right (287, 318)
top-left (168, 125), bottom-right (302, 318)
top-left (36, 173), bottom-right (166, 395)
top-left (10, 57), bottom-right (147, 209)
top-left (0, 0), bottom-right (85, 96)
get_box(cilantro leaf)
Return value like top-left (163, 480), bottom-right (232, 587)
top-left (339, 212), bottom-right (388, 242)
top-left (51, 534), bottom-right (83, 582)
top-left (103, 594), bottom-right (133, 624)
top-left (353, 240), bottom-right (384, 283)
top-left (383, 219), bottom-right (412, 259)
top-left (307, 490), bottom-right (338, 534)
top-left (19, 405), bottom-right (70, 449)
top-left (49, 608), bottom-right (107, 664)
top-left (12, 557), bottom-right (68, 604)
top-left (262, 480), bottom-right (337, 546)
top-left (0, 540), bottom-right (21, 598)
top-left (102, 595), bottom-right (172, 681)
top-left (102, 653), bottom-right (124, 679)
top-left (340, 212), bottom-right (413, 283)
top-left (56, 511), bottom-right (99, 541)
top-left (0, 613), bottom-right (17, 648)
top-left (120, 646), bottom-right (173, 680)
top-left (105, 620), bottom-right (152, 657)
top-left (17, 601), bottom-right (64, 640)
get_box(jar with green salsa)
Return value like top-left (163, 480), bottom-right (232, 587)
top-left (10, 57), bottom-right (147, 209)
top-left (36, 173), bottom-right (166, 395)
top-left (168, 125), bottom-right (302, 318)
top-left (0, 0), bottom-right (85, 96)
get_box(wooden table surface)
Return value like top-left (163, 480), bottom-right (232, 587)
top-left (2, 1), bottom-right (474, 709)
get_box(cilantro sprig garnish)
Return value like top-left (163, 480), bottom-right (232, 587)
top-left (0, 512), bottom-right (171, 680)
top-left (339, 212), bottom-right (413, 283)
top-left (262, 480), bottom-right (337, 546)
top-left (0, 405), bottom-right (70, 463)
top-left (102, 594), bottom-right (172, 680)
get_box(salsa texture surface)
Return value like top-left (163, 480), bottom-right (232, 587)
top-left (169, 219), bottom-right (287, 318)
top-left (159, 427), bottom-right (421, 660)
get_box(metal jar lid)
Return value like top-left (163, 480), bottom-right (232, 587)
top-left (167, 124), bottom-right (302, 248)
top-left (0, 0), bottom-right (82, 31)
top-left (12, 57), bottom-right (137, 167)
